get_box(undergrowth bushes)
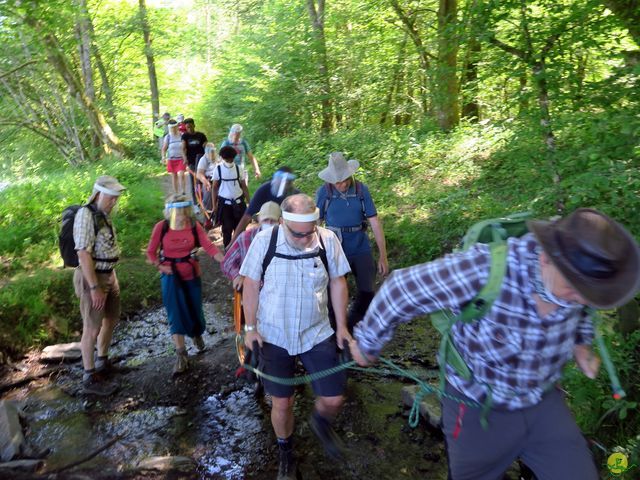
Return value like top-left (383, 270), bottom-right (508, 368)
top-left (0, 157), bottom-right (165, 359)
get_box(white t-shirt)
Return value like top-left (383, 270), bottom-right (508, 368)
top-left (197, 154), bottom-right (218, 178)
top-left (213, 162), bottom-right (245, 200)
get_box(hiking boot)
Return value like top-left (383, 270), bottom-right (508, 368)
top-left (173, 351), bottom-right (189, 375)
top-left (95, 356), bottom-right (112, 374)
top-left (276, 449), bottom-right (297, 480)
top-left (193, 335), bottom-right (206, 352)
top-left (82, 372), bottom-right (118, 396)
top-left (310, 412), bottom-right (346, 461)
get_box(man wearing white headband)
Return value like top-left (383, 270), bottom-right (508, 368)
top-left (239, 193), bottom-right (352, 479)
top-left (73, 175), bottom-right (126, 396)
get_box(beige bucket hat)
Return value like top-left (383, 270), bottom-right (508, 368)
top-left (87, 175), bottom-right (126, 204)
top-left (318, 152), bottom-right (360, 184)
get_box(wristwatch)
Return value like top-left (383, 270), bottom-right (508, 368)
top-left (89, 284), bottom-right (99, 291)
top-left (244, 324), bottom-right (256, 332)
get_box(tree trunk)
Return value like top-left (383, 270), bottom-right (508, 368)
top-left (139, 0), bottom-right (160, 127)
top-left (380, 33), bottom-right (408, 125)
top-left (460, 37), bottom-right (480, 120)
top-left (75, 0), bottom-right (95, 102)
top-left (306, 0), bottom-right (333, 133)
top-left (604, 0), bottom-right (640, 47)
top-left (436, 0), bottom-right (460, 130)
top-left (83, 4), bottom-right (116, 121)
top-left (75, 0), bottom-right (100, 148)
top-left (24, 15), bottom-right (125, 157)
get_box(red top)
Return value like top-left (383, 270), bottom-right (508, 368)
top-left (146, 220), bottom-right (220, 281)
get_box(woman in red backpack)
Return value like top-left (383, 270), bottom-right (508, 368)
top-left (146, 194), bottom-right (224, 374)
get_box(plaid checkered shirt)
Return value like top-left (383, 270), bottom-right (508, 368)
top-left (221, 227), bottom-right (260, 281)
top-left (354, 233), bottom-right (594, 410)
top-left (73, 206), bottom-right (120, 271)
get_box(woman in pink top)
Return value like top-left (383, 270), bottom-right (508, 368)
top-left (147, 194), bottom-right (224, 375)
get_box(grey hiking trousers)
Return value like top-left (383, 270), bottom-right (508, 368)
top-left (442, 383), bottom-right (599, 480)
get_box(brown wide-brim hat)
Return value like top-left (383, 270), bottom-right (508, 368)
top-left (528, 208), bottom-right (640, 309)
top-left (318, 152), bottom-right (360, 184)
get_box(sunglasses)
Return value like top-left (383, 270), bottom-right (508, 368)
top-left (286, 223), bottom-right (316, 238)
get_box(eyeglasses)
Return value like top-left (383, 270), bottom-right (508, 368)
top-left (286, 223), bottom-right (316, 238)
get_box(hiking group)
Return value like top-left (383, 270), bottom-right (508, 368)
top-left (63, 122), bottom-right (640, 480)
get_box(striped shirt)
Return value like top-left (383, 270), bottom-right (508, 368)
top-left (73, 206), bottom-right (120, 271)
top-left (354, 234), bottom-right (594, 410)
top-left (240, 226), bottom-right (351, 355)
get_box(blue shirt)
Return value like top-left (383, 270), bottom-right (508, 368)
top-left (220, 138), bottom-right (251, 167)
top-left (316, 181), bottom-right (377, 257)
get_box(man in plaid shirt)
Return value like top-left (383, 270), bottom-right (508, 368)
top-left (349, 209), bottom-right (640, 480)
top-left (221, 201), bottom-right (281, 289)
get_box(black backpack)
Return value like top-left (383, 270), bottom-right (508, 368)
top-left (59, 204), bottom-right (114, 268)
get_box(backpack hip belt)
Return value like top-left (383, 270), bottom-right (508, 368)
top-left (160, 253), bottom-right (198, 263)
top-left (219, 195), bottom-right (243, 205)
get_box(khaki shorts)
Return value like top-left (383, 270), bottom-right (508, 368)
top-left (73, 269), bottom-right (121, 329)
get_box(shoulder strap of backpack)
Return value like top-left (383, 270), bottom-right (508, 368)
top-left (458, 243), bottom-right (507, 323)
top-left (430, 242), bottom-right (508, 395)
top-left (217, 164), bottom-right (221, 182)
top-left (235, 164), bottom-right (240, 182)
top-left (160, 220), bottom-right (170, 250)
top-left (322, 183), bottom-right (333, 218)
top-left (355, 180), bottom-right (366, 218)
top-left (317, 231), bottom-right (329, 274)
top-left (261, 225), bottom-right (280, 281)
top-left (192, 223), bottom-right (200, 249)
top-left (86, 204), bottom-right (113, 238)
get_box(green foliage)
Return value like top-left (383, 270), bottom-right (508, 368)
top-left (564, 326), bottom-right (640, 467)
top-left (0, 156), bottom-right (164, 357)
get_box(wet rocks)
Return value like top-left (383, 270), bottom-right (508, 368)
top-left (401, 385), bottom-right (442, 429)
top-left (40, 343), bottom-right (82, 363)
top-left (0, 458), bottom-right (42, 473)
top-left (137, 455), bottom-right (197, 472)
top-left (0, 400), bottom-right (24, 461)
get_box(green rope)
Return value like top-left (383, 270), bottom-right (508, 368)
top-left (241, 356), bottom-right (481, 428)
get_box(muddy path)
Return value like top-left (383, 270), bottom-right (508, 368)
top-left (0, 187), bottom-right (450, 480)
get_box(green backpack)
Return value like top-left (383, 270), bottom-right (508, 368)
top-left (430, 212), bottom-right (531, 392)
top-left (430, 212), bottom-right (625, 405)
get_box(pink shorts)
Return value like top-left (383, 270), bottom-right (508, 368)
top-left (167, 158), bottom-right (186, 173)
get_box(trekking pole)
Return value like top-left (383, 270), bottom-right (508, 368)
top-left (591, 310), bottom-right (626, 400)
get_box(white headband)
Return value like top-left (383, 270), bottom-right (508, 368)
top-left (282, 209), bottom-right (319, 222)
top-left (94, 183), bottom-right (123, 196)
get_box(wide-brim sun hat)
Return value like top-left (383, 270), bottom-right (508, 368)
top-left (318, 152), bottom-right (360, 184)
top-left (528, 208), bottom-right (640, 309)
top-left (87, 175), bottom-right (126, 204)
